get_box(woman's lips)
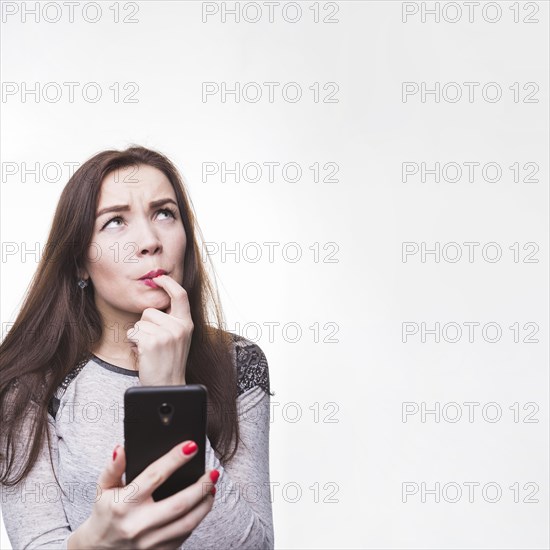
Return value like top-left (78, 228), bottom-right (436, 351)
top-left (139, 279), bottom-right (166, 288)
top-left (141, 278), bottom-right (161, 289)
top-left (139, 271), bottom-right (169, 289)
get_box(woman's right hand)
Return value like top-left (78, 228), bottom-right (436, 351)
top-left (69, 441), bottom-right (219, 550)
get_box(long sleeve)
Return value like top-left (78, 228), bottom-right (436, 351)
top-left (182, 345), bottom-right (274, 549)
top-left (0, 404), bottom-right (73, 550)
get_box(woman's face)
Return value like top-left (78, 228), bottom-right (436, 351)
top-left (81, 164), bottom-right (186, 319)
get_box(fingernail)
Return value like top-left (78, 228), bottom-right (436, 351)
top-left (210, 486), bottom-right (216, 496)
top-left (182, 441), bottom-right (198, 455)
top-left (112, 446), bottom-right (118, 461)
top-left (210, 469), bottom-right (220, 483)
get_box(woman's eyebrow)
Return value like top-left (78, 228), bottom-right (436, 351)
top-left (96, 198), bottom-right (178, 218)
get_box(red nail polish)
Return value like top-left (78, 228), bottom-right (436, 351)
top-left (182, 441), bottom-right (198, 455)
top-left (210, 469), bottom-right (219, 483)
top-left (112, 446), bottom-right (118, 461)
top-left (210, 486), bottom-right (216, 496)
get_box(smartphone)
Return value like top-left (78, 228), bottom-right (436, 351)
top-left (124, 384), bottom-right (207, 502)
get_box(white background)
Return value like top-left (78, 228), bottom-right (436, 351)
top-left (1, 1), bottom-right (548, 548)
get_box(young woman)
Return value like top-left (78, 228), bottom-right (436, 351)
top-left (0, 146), bottom-right (275, 549)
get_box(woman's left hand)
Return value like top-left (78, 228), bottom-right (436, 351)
top-left (126, 274), bottom-right (193, 386)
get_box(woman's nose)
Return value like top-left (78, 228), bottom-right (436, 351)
top-left (135, 221), bottom-right (162, 256)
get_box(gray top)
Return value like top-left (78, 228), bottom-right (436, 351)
top-left (0, 334), bottom-right (274, 549)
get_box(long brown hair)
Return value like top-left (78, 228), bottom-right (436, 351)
top-left (0, 145), bottom-right (241, 487)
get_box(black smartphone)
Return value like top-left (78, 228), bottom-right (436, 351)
top-left (124, 384), bottom-right (207, 502)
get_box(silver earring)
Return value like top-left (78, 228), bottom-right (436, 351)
top-left (78, 279), bottom-right (89, 289)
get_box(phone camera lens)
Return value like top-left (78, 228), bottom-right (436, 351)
top-left (159, 403), bottom-right (173, 415)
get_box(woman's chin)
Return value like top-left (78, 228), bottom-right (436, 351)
top-left (135, 295), bottom-right (169, 311)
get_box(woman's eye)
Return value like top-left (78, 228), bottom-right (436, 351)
top-left (157, 208), bottom-right (177, 220)
top-left (103, 216), bottom-right (123, 229)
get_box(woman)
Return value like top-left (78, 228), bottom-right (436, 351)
top-left (0, 146), bottom-right (275, 549)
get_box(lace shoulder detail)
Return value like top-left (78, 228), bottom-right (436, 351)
top-left (231, 334), bottom-right (271, 397)
top-left (47, 356), bottom-right (90, 419)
